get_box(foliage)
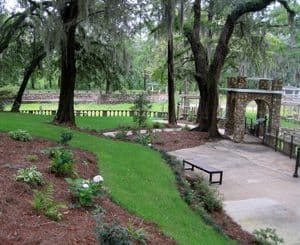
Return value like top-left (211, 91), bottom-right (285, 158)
top-left (94, 217), bottom-right (146, 245)
top-left (152, 121), bottom-right (165, 129)
top-left (66, 175), bottom-right (104, 207)
top-left (49, 148), bottom-right (76, 177)
top-left (9, 129), bottom-right (32, 142)
top-left (32, 183), bottom-right (66, 221)
top-left (43, 146), bottom-right (63, 158)
top-left (135, 133), bottom-right (152, 146)
top-left (193, 179), bottom-right (223, 213)
top-left (59, 129), bottom-right (73, 145)
top-left (115, 129), bottom-right (128, 140)
top-left (25, 154), bottom-right (39, 162)
top-left (0, 113), bottom-right (231, 244)
top-left (131, 94), bottom-right (152, 128)
top-left (253, 228), bottom-right (284, 245)
top-left (15, 166), bottom-right (44, 186)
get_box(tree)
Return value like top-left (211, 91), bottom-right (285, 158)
top-left (53, 0), bottom-right (79, 126)
top-left (166, 0), bottom-right (177, 125)
top-left (185, 0), bottom-right (295, 137)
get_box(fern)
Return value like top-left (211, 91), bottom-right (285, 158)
top-left (32, 183), bottom-right (66, 221)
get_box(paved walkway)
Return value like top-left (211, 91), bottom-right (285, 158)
top-left (169, 140), bottom-right (300, 245)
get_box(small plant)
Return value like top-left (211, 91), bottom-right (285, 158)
top-left (253, 228), bottom-right (284, 245)
top-left (131, 93), bottom-right (152, 128)
top-left (49, 148), bottom-right (76, 177)
top-left (66, 175), bottom-right (104, 207)
top-left (152, 121), bottom-right (165, 129)
top-left (115, 129), bottom-right (128, 140)
top-left (9, 129), bottom-right (32, 142)
top-left (127, 221), bottom-right (147, 244)
top-left (43, 146), bottom-right (63, 158)
top-left (32, 183), bottom-right (66, 221)
top-left (135, 133), bottom-right (152, 146)
top-left (25, 154), bottom-right (39, 162)
top-left (15, 166), bottom-right (44, 186)
top-left (59, 129), bottom-right (73, 145)
top-left (95, 217), bottom-right (144, 245)
top-left (193, 178), bottom-right (223, 212)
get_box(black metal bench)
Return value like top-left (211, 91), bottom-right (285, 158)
top-left (183, 159), bottom-right (223, 185)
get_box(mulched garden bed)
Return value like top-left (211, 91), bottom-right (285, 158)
top-left (0, 133), bottom-right (175, 244)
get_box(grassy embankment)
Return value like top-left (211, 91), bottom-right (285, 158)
top-left (0, 113), bottom-right (233, 245)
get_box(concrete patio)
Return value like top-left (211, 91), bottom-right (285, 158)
top-left (170, 140), bottom-right (300, 245)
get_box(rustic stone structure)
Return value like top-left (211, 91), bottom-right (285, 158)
top-left (224, 77), bottom-right (282, 142)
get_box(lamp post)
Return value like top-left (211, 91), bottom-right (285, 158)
top-left (293, 148), bottom-right (300, 178)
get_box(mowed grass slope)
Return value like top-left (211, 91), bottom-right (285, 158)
top-left (0, 113), bottom-right (232, 245)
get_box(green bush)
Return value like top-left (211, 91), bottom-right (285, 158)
top-left (66, 175), bottom-right (104, 207)
top-left (43, 147), bottom-right (63, 158)
top-left (49, 148), bottom-right (76, 177)
top-left (25, 154), bottom-right (39, 162)
top-left (193, 179), bottom-right (223, 212)
top-left (94, 218), bottom-right (146, 245)
top-left (152, 121), bottom-right (165, 129)
top-left (59, 130), bottom-right (73, 145)
top-left (32, 183), bottom-right (66, 221)
top-left (253, 228), bottom-right (284, 245)
top-left (9, 129), bottom-right (32, 142)
top-left (131, 94), bottom-right (151, 128)
top-left (135, 133), bottom-right (152, 146)
top-left (115, 129), bottom-right (128, 140)
top-left (15, 166), bottom-right (44, 186)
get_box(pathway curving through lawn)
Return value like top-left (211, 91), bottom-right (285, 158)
top-left (0, 113), bottom-right (232, 245)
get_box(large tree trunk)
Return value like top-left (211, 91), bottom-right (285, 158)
top-left (53, 0), bottom-right (79, 126)
top-left (167, 0), bottom-right (177, 125)
top-left (105, 79), bottom-right (111, 94)
top-left (11, 50), bottom-right (46, 112)
top-left (185, 0), bottom-right (209, 131)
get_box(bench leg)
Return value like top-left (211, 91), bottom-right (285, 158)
top-left (219, 172), bottom-right (223, 185)
top-left (209, 173), bottom-right (212, 184)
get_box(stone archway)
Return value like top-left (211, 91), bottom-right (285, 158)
top-left (224, 77), bottom-right (282, 142)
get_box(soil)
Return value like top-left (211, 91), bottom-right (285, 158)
top-left (0, 133), bottom-right (175, 245)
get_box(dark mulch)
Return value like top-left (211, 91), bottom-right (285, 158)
top-left (0, 133), bottom-right (175, 245)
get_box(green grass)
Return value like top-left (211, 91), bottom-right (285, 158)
top-left (0, 112), bottom-right (232, 245)
top-left (4, 102), bottom-right (168, 112)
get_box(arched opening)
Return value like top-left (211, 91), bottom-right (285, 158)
top-left (245, 99), bottom-right (269, 137)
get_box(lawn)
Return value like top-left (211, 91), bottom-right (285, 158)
top-left (4, 102), bottom-right (168, 112)
top-left (0, 112), bottom-right (232, 245)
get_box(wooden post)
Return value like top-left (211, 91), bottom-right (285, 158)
top-left (290, 135), bottom-right (294, 159)
top-left (293, 148), bottom-right (300, 177)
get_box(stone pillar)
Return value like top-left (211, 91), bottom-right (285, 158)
top-left (233, 94), bottom-right (247, 142)
top-left (236, 76), bottom-right (247, 89)
top-left (269, 94), bottom-right (282, 135)
top-left (272, 79), bottom-right (283, 91)
top-left (225, 92), bottom-right (235, 135)
top-left (259, 79), bottom-right (269, 90)
top-left (227, 77), bottom-right (237, 88)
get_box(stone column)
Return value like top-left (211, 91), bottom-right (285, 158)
top-left (269, 94), bottom-right (282, 135)
top-left (236, 76), bottom-right (247, 89)
top-left (233, 93), bottom-right (247, 142)
top-left (259, 79), bottom-right (269, 90)
top-left (225, 92), bottom-right (235, 135)
top-left (225, 77), bottom-right (237, 135)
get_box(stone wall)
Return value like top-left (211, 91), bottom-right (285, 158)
top-left (21, 91), bottom-right (168, 104)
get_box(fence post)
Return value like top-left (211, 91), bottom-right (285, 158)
top-left (290, 135), bottom-right (294, 159)
top-left (275, 130), bottom-right (279, 152)
top-left (293, 148), bottom-right (300, 178)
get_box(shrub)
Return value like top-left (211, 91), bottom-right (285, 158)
top-left (59, 130), bottom-right (73, 145)
top-left (49, 148), bottom-right (76, 177)
top-left (15, 166), bottom-right (44, 186)
top-left (115, 129), bottom-right (128, 140)
top-left (66, 175), bottom-right (104, 207)
top-left (43, 147), bottom-right (63, 158)
top-left (152, 121), bottom-right (165, 129)
top-left (135, 133), bottom-right (152, 146)
top-left (25, 154), bottom-right (39, 162)
top-left (193, 178), bottom-right (223, 212)
top-left (32, 183), bottom-right (66, 221)
top-left (94, 218), bottom-right (147, 245)
top-left (253, 228), bottom-right (284, 245)
top-left (131, 93), bottom-right (151, 128)
top-left (9, 129), bottom-right (32, 142)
